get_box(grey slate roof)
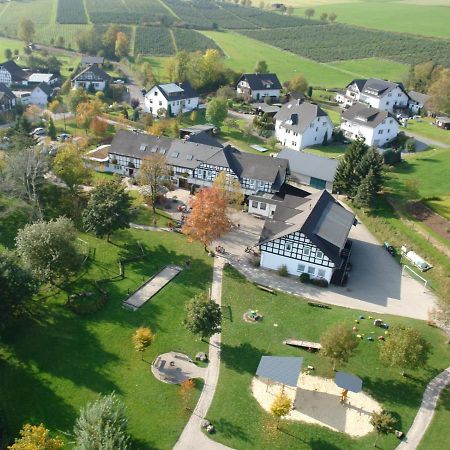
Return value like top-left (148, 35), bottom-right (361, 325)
top-left (408, 91), bottom-right (429, 105)
top-left (274, 100), bottom-right (329, 133)
top-left (0, 60), bottom-right (28, 81)
top-left (0, 82), bottom-right (16, 100)
top-left (347, 78), bottom-right (407, 98)
top-left (278, 148), bottom-right (338, 183)
top-left (81, 56), bottom-right (105, 65)
top-left (342, 102), bottom-right (396, 129)
top-left (72, 64), bottom-right (111, 82)
top-left (35, 82), bottom-right (53, 96)
top-left (335, 372), bottom-right (363, 393)
top-left (256, 356), bottom-right (303, 387)
top-left (151, 82), bottom-right (198, 101)
top-left (238, 73), bottom-right (282, 91)
top-left (184, 130), bottom-right (222, 148)
top-left (259, 190), bottom-right (355, 266)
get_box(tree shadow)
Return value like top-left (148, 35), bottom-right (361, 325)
top-left (213, 417), bottom-right (250, 442)
top-left (221, 342), bottom-right (266, 374)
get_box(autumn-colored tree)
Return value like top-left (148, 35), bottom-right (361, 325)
top-left (213, 171), bottom-right (244, 210)
top-left (370, 410), bottom-right (396, 447)
top-left (137, 153), bottom-right (170, 213)
top-left (148, 121), bottom-right (168, 136)
top-left (132, 327), bottom-right (154, 360)
top-left (189, 109), bottom-right (198, 123)
top-left (182, 187), bottom-right (232, 252)
top-left (24, 104), bottom-right (42, 124)
top-left (8, 423), bottom-right (63, 450)
top-left (270, 392), bottom-right (292, 429)
top-left (90, 116), bottom-right (109, 138)
top-left (76, 99), bottom-right (103, 134)
top-left (304, 8), bottom-right (315, 18)
top-left (287, 75), bottom-right (308, 94)
top-left (115, 32), bottom-right (129, 59)
top-left (179, 378), bottom-right (196, 411)
top-left (427, 68), bottom-right (450, 115)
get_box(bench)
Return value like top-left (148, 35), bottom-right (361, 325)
top-left (256, 284), bottom-right (275, 294)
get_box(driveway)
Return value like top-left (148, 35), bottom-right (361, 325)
top-left (405, 131), bottom-right (447, 149)
top-left (216, 211), bottom-right (437, 320)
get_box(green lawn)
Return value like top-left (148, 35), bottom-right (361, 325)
top-left (206, 265), bottom-right (450, 450)
top-left (0, 228), bottom-right (212, 448)
top-left (294, 1), bottom-right (450, 39)
top-left (304, 143), bottom-right (346, 159)
top-left (386, 147), bottom-right (450, 220)
top-left (0, 0), bottom-right (53, 26)
top-left (417, 386), bottom-right (450, 449)
top-left (406, 118), bottom-right (450, 147)
top-left (0, 37), bottom-right (24, 58)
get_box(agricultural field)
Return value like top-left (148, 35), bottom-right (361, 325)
top-left (0, 37), bottom-right (25, 58)
top-left (173, 29), bottom-right (220, 53)
top-left (56, 0), bottom-right (88, 24)
top-left (0, 0), bottom-right (52, 27)
top-left (135, 26), bottom-right (174, 55)
top-left (239, 24), bottom-right (450, 67)
top-left (35, 24), bottom-right (92, 50)
top-left (294, 1), bottom-right (450, 40)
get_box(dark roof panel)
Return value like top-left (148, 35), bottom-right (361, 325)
top-left (238, 73), bottom-right (282, 91)
top-left (256, 356), bottom-right (303, 387)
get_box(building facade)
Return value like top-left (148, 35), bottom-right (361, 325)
top-left (236, 73), bottom-right (282, 101)
top-left (71, 65), bottom-right (111, 91)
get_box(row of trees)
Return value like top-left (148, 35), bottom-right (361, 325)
top-left (304, 9), bottom-right (337, 22)
top-left (76, 25), bottom-right (129, 59)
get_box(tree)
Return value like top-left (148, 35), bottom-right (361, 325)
top-left (320, 323), bottom-right (358, 370)
top-left (18, 19), bottom-right (35, 44)
top-left (137, 153), bottom-right (170, 214)
top-left (24, 104), bottom-right (42, 124)
top-left (73, 393), bottom-right (130, 450)
top-left (15, 217), bottom-right (82, 284)
top-left (370, 411), bottom-right (396, 448)
top-left (183, 293), bottom-right (222, 340)
top-left (286, 5), bottom-right (294, 16)
top-left (304, 8), bottom-right (315, 19)
top-left (267, 136), bottom-right (278, 152)
top-left (206, 97), bottom-right (228, 126)
top-left (90, 116), bottom-right (109, 138)
top-left (102, 24), bottom-right (119, 58)
top-left (132, 327), bottom-right (154, 360)
top-left (287, 75), bottom-right (308, 94)
top-left (333, 137), bottom-right (368, 196)
top-left (182, 187), bottom-right (232, 251)
top-left (47, 117), bottom-right (56, 140)
top-left (53, 145), bottom-right (92, 193)
top-left (115, 32), bottom-right (129, 59)
top-left (68, 88), bottom-right (88, 113)
top-left (353, 168), bottom-right (377, 210)
top-left (0, 251), bottom-right (38, 321)
top-left (9, 423), bottom-right (63, 450)
top-left (320, 12), bottom-right (328, 21)
top-left (242, 122), bottom-right (254, 141)
top-left (307, 86), bottom-right (313, 98)
top-left (213, 171), bottom-right (244, 210)
top-left (254, 60), bottom-right (269, 74)
top-left (216, 85), bottom-right (235, 100)
top-left (4, 48), bottom-right (12, 60)
top-left (380, 326), bottom-right (430, 376)
top-left (270, 392), bottom-right (292, 429)
top-left (329, 12), bottom-right (337, 22)
top-left (76, 99), bottom-right (103, 134)
top-left (427, 68), bottom-right (450, 115)
top-left (354, 147), bottom-right (383, 196)
top-left (83, 179), bottom-right (132, 241)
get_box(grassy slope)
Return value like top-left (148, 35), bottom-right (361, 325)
top-left (417, 386), bottom-right (450, 449)
top-left (294, 1), bottom-right (450, 39)
top-left (0, 229), bottom-right (212, 449)
top-left (406, 118), bottom-right (450, 146)
top-left (207, 266), bottom-right (450, 450)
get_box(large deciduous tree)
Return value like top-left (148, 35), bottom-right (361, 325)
top-left (286, 75), bottom-right (308, 94)
top-left (0, 251), bottom-right (38, 321)
top-left (379, 326), bottom-right (430, 376)
top-left (370, 410), bottom-right (396, 447)
top-left (205, 97), bottom-right (228, 126)
top-left (212, 171), bottom-right (244, 210)
top-left (182, 187), bottom-right (232, 252)
top-left (9, 423), bottom-right (63, 450)
top-left (183, 293), bottom-right (222, 340)
top-left (427, 68), bottom-right (450, 115)
top-left (73, 393), bottom-right (130, 450)
top-left (137, 153), bottom-right (170, 214)
top-left (304, 8), bottom-right (315, 19)
top-left (320, 323), bottom-right (358, 370)
top-left (83, 179), bottom-right (132, 241)
top-left (76, 99), bottom-right (103, 135)
top-left (15, 217), bottom-right (82, 284)
top-left (115, 32), bottom-right (129, 59)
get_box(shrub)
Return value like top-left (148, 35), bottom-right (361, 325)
top-left (277, 265), bottom-right (289, 277)
top-left (299, 272), bottom-right (310, 283)
top-left (311, 277), bottom-right (329, 288)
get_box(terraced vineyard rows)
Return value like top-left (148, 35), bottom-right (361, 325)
top-left (135, 26), bottom-right (174, 55)
top-left (173, 29), bottom-right (220, 53)
top-left (57, 0), bottom-right (88, 24)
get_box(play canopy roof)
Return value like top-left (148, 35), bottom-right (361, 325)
top-left (335, 372), bottom-right (363, 393)
top-left (256, 356), bottom-right (304, 387)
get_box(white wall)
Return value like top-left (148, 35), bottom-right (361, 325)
top-left (72, 80), bottom-right (106, 91)
top-left (248, 199), bottom-right (276, 218)
top-left (29, 88), bottom-right (49, 106)
top-left (144, 86), bottom-right (199, 116)
top-left (341, 116), bottom-right (398, 147)
top-left (260, 251), bottom-right (334, 282)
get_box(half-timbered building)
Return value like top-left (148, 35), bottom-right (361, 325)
top-left (258, 189), bottom-right (356, 285)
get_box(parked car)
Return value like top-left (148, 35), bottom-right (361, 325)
top-left (31, 127), bottom-right (46, 136)
top-left (57, 133), bottom-right (71, 142)
top-left (114, 79), bottom-right (125, 84)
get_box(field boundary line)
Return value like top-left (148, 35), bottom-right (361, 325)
top-left (157, 0), bottom-right (180, 19)
top-left (169, 29), bottom-right (177, 53)
top-left (0, 2), bottom-right (10, 20)
top-left (130, 25), bottom-right (136, 56)
top-left (50, 0), bottom-right (58, 24)
top-left (120, 0), bottom-right (131, 12)
top-left (82, 0), bottom-right (91, 24)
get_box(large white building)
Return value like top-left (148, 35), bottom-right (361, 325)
top-left (336, 78), bottom-right (409, 113)
top-left (340, 102), bottom-right (399, 147)
top-left (144, 82), bottom-right (199, 117)
top-left (236, 73), bottom-right (282, 102)
top-left (274, 100), bottom-right (333, 151)
top-left (258, 189), bottom-right (355, 285)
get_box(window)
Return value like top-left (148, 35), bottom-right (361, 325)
top-left (316, 127), bottom-right (319, 132)
top-left (251, 200), bottom-right (258, 208)
top-left (317, 269), bottom-right (326, 278)
top-left (154, 91), bottom-right (157, 96)
top-left (303, 246), bottom-right (310, 256)
top-left (286, 243), bottom-right (291, 251)
top-left (316, 250), bottom-right (323, 259)
top-left (260, 202), bottom-right (267, 210)
top-left (388, 129), bottom-right (390, 133)
top-left (378, 130), bottom-right (383, 134)
top-left (297, 264), bottom-right (305, 273)
top-left (308, 266), bottom-right (315, 275)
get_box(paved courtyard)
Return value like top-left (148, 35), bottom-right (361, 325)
top-left (214, 211), bottom-right (437, 320)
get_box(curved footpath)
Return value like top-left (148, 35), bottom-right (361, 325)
top-left (173, 257), bottom-right (233, 450)
top-left (396, 365), bottom-right (450, 449)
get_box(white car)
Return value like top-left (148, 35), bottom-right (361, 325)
top-left (31, 127), bottom-right (46, 136)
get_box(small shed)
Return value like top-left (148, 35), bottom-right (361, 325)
top-left (435, 116), bottom-right (450, 130)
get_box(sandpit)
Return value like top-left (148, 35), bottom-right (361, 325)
top-left (252, 374), bottom-right (382, 437)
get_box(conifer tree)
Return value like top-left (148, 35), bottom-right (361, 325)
top-left (354, 168), bottom-right (377, 209)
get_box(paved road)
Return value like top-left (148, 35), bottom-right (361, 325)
top-left (114, 62), bottom-right (145, 107)
top-left (396, 365), bottom-right (450, 449)
top-left (173, 257), bottom-right (233, 450)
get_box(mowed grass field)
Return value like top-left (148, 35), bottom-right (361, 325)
top-left (202, 30), bottom-right (408, 87)
top-left (294, 1), bottom-right (450, 39)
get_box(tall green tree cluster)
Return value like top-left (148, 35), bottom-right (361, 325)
top-left (333, 138), bottom-right (383, 208)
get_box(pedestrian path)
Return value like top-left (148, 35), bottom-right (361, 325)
top-left (396, 365), bottom-right (450, 450)
top-left (173, 257), bottom-right (234, 450)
